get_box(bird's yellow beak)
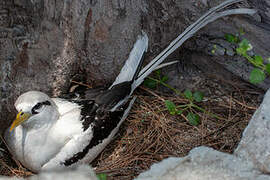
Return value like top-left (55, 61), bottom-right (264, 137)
top-left (10, 111), bottom-right (31, 132)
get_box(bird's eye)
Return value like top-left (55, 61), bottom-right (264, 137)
top-left (31, 101), bottom-right (51, 114)
top-left (33, 103), bottom-right (42, 110)
top-left (32, 103), bottom-right (42, 114)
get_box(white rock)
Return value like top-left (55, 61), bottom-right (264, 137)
top-left (135, 146), bottom-right (268, 180)
top-left (234, 89), bottom-right (270, 173)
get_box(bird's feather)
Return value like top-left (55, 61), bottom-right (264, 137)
top-left (41, 97), bottom-right (136, 171)
top-left (110, 31), bottom-right (148, 88)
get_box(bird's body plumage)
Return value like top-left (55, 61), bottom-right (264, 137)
top-left (4, 0), bottom-right (256, 173)
top-left (5, 92), bottom-right (136, 172)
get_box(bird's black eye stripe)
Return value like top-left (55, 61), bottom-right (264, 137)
top-left (42, 101), bottom-right (51, 106)
top-left (33, 103), bottom-right (42, 110)
top-left (32, 101), bottom-right (51, 114)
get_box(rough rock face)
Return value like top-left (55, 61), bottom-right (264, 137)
top-left (135, 147), bottom-right (269, 180)
top-left (136, 89), bottom-right (270, 180)
top-left (235, 88), bottom-right (270, 174)
top-left (0, 0), bottom-right (269, 133)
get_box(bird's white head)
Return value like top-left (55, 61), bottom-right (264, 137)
top-left (9, 91), bottom-right (59, 132)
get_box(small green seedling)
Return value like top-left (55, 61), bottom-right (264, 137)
top-left (187, 112), bottom-right (200, 126)
top-left (97, 173), bottom-right (107, 180)
top-left (144, 71), bottom-right (218, 126)
top-left (225, 33), bottom-right (240, 44)
top-left (164, 89), bottom-right (206, 126)
top-left (165, 100), bottom-right (183, 115)
top-left (193, 91), bottom-right (204, 103)
top-left (144, 69), bottom-right (168, 89)
top-left (184, 90), bottom-right (193, 101)
top-left (224, 31), bottom-right (270, 84)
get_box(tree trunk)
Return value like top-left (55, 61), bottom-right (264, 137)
top-left (0, 0), bottom-right (269, 133)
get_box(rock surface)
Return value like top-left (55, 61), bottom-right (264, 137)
top-left (234, 89), bottom-right (270, 174)
top-left (136, 146), bottom-right (269, 180)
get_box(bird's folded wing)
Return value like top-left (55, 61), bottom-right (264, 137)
top-left (41, 97), bottom-right (136, 171)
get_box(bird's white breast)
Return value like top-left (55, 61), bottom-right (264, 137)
top-left (5, 98), bottom-right (85, 172)
top-left (5, 124), bottom-right (68, 172)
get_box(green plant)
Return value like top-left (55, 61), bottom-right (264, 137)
top-left (144, 69), bottom-right (168, 89)
top-left (224, 32), bottom-right (270, 84)
top-left (97, 173), bottom-right (107, 180)
top-left (144, 71), bottom-right (219, 126)
top-left (164, 100), bottom-right (183, 115)
top-left (164, 90), bottom-right (202, 126)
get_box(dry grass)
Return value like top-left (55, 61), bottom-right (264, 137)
top-left (0, 152), bottom-right (32, 177)
top-left (93, 80), bottom-right (260, 179)
top-left (0, 77), bottom-right (262, 179)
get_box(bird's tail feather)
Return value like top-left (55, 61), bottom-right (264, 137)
top-left (110, 32), bottom-right (148, 89)
top-left (133, 0), bottom-right (256, 90)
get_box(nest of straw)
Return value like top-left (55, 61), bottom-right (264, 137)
top-left (0, 76), bottom-right (262, 179)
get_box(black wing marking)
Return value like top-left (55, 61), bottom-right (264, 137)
top-left (95, 81), bottom-right (132, 112)
top-left (62, 103), bottom-right (127, 166)
top-left (62, 83), bottom-right (132, 166)
top-left (93, 51), bottom-right (146, 111)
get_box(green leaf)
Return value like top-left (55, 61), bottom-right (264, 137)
top-left (176, 110), bottom-right (183, 115)
top-left (187, 112), bottom-right (200, 126)
top-left (184, 90), bottom-right (193, 100)
top-left (239, 39), bottom-right (251, 51)
top-left (144, 78), bottom-right (157, 89)
top-left (225, 34), bottom-right (239, 43)
top-left (97, 173), bottom-right (107, 180)
top-left (254, 55), bottom-right (263, 65)
top-left (165, 100), bottom-right (176, 115)
top-left (193, 91), bottom-right (204, 102)
top-left (236, 47), bottom-right (246, 56)
top-left (161, 75), bottom-right (169, 82)
top-left (266, 64), bottom-right (270, 75)
top-left (237, 39), bottom-right (252, 56)
top-left (249, 68), bottom-right (265, 84)
top-left (155, 69), bottom-right (161, 77)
